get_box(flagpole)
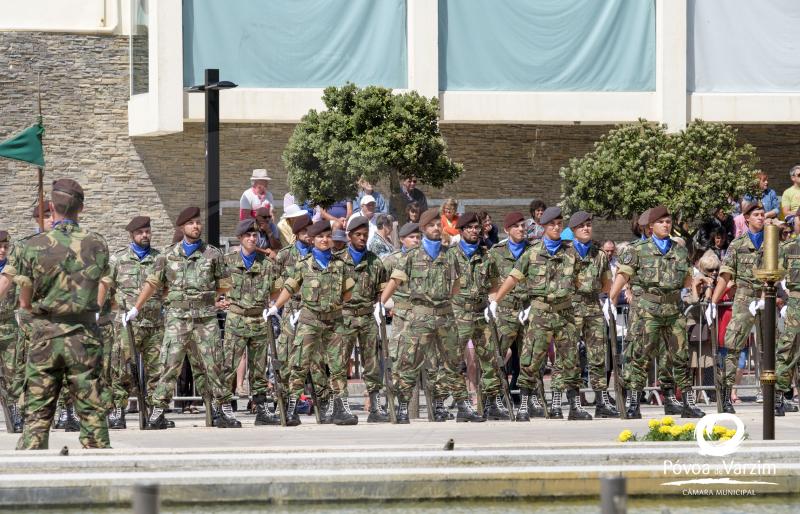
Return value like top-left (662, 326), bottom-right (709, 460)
top-left (37, 72), bottom-right (44, 232)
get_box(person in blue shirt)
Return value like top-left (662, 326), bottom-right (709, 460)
top-left (354, 177), bottom-right (388, 215)
top-left (744, 172), bottom-right (779, 221)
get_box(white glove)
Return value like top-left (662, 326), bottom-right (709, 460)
top-left (263, 306), bottom-right (279, 321)
top-left (748, 299), bottom-right (765, 317)
top-left (95, 312), bottom-right (100, 322)
top-left (602, 299), bottom-right (617, 324)
top-left (122, 306), bottom-right (138, 327)
top-left (488, 300), bottom-right (498, 320)
top-left (518, 305), bottom-right (531, 324)
top-left (289, 311), bottom-right (300, 329)
top-left (705, 303), bottom-right (717, 325)
top-left (374, 302), bottom-right (386, 326)
top-left (780, 305), bottom-right (788, 319)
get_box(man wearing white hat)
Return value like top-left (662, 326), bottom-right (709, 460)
top-left (277, 204), bottom-right (311, 247)
top-left (239, 169), bottom-right (274, 220)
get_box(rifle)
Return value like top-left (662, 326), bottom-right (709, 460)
top-left (122, 300), bottom-right (148, 430)
top-left (606, 304), bottom-right (626, 420)
top-left (307, 374), bottom-right (322, 424)
top-left (376, 312), bottom-right (398, 423)
top-left (266, 315), bottom-right (288, 426)
top-left (420, 360), bottom-right (435, 421)
top-left (487, 316), bottom-right (514, 418)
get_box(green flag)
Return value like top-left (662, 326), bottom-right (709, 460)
top-left (0, 122), bottom-right (45, 167)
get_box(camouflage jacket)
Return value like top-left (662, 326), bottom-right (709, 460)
top-left (569, 240), bottom-right (611, 297)
top-left (487, 240), bottom-right (529, 310)
top-left (145, 241), bottom-right (227, 318)
top-left (510, 239), bottom-right (576, 303)
top-left (108, 246), bottom-right (163, 326)
top-left (719, 233), bottom-right (764, 297)
top-left (283, 253), bottom-right (354, 315)
top-left (220, 250), bottom-right (280, 311)
top-left (390, 245), bottom-right (458, 309)
top-left (341, 248), bottom-right (386, 313)
top-left (382, 249), bottom-right (411, 309)
top-left (11, 223), bottom-right (110, 340)
top-left (449, 243), bottom-right (491, 309)
top-left (780, 238), bottom-right (800, 293)
top-left (616, 237), bottom-right (690, 316)
top-left (275, 242), bottom-right (309, 312)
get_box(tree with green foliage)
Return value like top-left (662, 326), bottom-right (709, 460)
top-left (560, 119), bottom-right (759, 235)
top-left (283, 83), bottom-right (462, 211)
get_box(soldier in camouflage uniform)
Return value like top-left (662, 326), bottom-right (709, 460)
top-left (381, 223), bottom-right (421, 363)
top-left (125, 207), bottom-right (239, 429)
top-left (567, 211), bottom-right (619, 418)
top-left (608, 205), bottom-right (704, 419)
top-left (449, 212), bottom-right (509, 421)
top-left (0, 230), bottom-right (23, 432)
top-left (265, 220), bottom-right (355, 426)
top-left (709, 201), bottom-right (767, 414)
top-left (273, 214), bottom-right (332, 422)
top-left (492, 207), bottom-right (592, 421)
top-left (101, 216), bottom-right (165, 429)
top-left (381, 208), bottom-right (484, 423)
top-left (488, 212), bottom-right (543, 420)
top-left (3, 179), bottom-right (111, 449)
top-left (334, 216), bottom-right (388, 423)
top-left (220, 219), bottom-right (281, 426)
top-left (776, 234), bottom-right (800, 416)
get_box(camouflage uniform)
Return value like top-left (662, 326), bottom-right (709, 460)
top-left (617, 238), bottom-right (693, 392)
top-left (219, 251), bottom-right (279, 402)
top-left (146, 242), bottom-right (229, 410)
top-left (389, 246), bottom-right (463, 402)
top-left (107, 246), bottom-right (164, 409)
top-left (719, 234), bottom-right (764, 387)
top-left (7, 222), bottom-right (111, 449)
top-left (776, 238), bottom-right (800, 395)
top-left (334, 249), bottom-right (386, 398)
top-left (0, 265), bottom-right (18, 408)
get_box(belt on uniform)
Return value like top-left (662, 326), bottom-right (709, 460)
top-left (344, 306), bottom-right (373, 317)
top-left (498, 297), bottom-right (524, 311)
top-left (168, 299), bottom-right (214, 310)
top-left (574, 292), bottom-right (600, 303)
top-left (451, 299), bottom-right (488, 313)
top-left (638, 291), bottom-right (680, 304)
top-left (228, 305), bottom-right (264, 317)
top-left (301, 308), bottom-right (342, 322)
top-left (531, 298), bottom-right (572, 313)
top-left (33, 312), bottom-right (97, 325)
top-left (411, 303), bottom-right (453, 316)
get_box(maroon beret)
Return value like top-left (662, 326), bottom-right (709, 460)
top-left (235, 218), bottom-right (258, 237)
top-left (398, 222), bottom-right (419, 238)
top-left (347, 215), bottom-right (369, 232)
top-left (307, 220), bottom-right (332, 237)
top-left (291, 214), bottom-right (312, 235)
top-left (503, 212), bottom-right (525, 230)
top-left (646, 205), bottom-right (670, 224)
top-left (419, 207), bottom-right (440, 228)
top-left (175, 206), bottom-right (201, 227)
top-left (51, 178), bottom-right (84, 202)
top-left (125, 216), bottom-right (151, 232)
top-left (637, 209), bottom-right (651, 226)
top-left (456, 212), bottom-right (479, 230)
top-left (742, 200), bottom-right (764, 216)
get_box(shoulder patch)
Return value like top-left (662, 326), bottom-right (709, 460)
top-left (621, 252), bottom-right (634, 265)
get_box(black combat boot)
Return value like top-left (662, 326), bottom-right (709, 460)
top-left (65, 406), bottom-right (81, 432)
top-left (549, 390), bottom-right (564, 419)
top-left (662, 387), bottom-right (683, 415)
top-left (681, 388), bottom-right (705, 418)
top-left (54, 406), bottom-right (68, 429)
top-left (332, 397), bottom-right (358, 425)
top-left (626, 389), bottom-right (642, 419)
top-left (721, 388), bottom-right (736, 414)
top-left (144, 407), bottom-right (169, 430)
top-left (9, 404), bottom-right (23, 433)
top-left (567, 389), bottom-right (593, 420)
top-left (594, 390), bottom-right (619, 418)
top-left (514, 390), bottom-right (531, 422)
top-left (529, 392), bottom-right (546, 418)
top-left (217, 402), bottom-right (242, 428)
top-left (319, 394), bottom-right (334, 424)
top-left (367, 391), bottom-right (389, 423)
top-left (254, 397), bottom-right (281, 426)
top-left (456, 399), bottom-right (485, 422)
top-left (433, 398), bottom-right (448, 422)
top-left (484, 396), bottom-right (511, 421)
top-left (108, 406), bottom-right (127, 430)
top-left (285, 397), bottom-right (301, 427)
top-left (783, 393), bottom-right (798, 412)
top-left (775, 392), bottom-right (786, 417)
top-left (396, 400), bottom-right (410, 424)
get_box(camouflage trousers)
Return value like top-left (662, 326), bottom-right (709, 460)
top-left (18, 323), bottom-right (110, 450)
top-left (519, 306), bottom-right (581, 393)
top-left (388, 307), bottom-right (409, 362)
top-left (489, 306), bottom-right (525, 396)
top-left (110, 319), bottom-right (163, 409)
top-left (453, 306), bottom-right (498, 400)
top-left (573, 301), bottom-right (609, 390)
top-left (287, 310), bottom-right (336, 400)
top-left (151, 313), bottom-right (226, 408)
top-left (331, 312), bottom-right (381, 398)
top-left (277, 305), bottom-right (328, 398)
top-left (777, 296), bottom-right (800, 393)
top-left (721, 296), bottom-right (760, 388)
top-left (0, 319), bottom-right (18, 404)
top-left (220, 312), bottom-right (270, 402)
top-left (393, 307), bottom-right (464, 402)
top-left (623, 308), bottom-right (691, 391)
top-left (11, 311), bottom-right (32, 403)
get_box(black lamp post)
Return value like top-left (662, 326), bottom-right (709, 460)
top-left (186, 68), bottom-right (237, 247)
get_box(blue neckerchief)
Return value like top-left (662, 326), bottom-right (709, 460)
top-left (312, 248), bottom-right (332, 269)
top-left (542, 236), bottom-right (562, 256)
top-left (130, 242), bottom-right (150, 261)
top-left (295, 241), bottom-right (310, 258)
top-left (573, 239), bottom-right (591, 259)
top-left (459, 239), bottom-right (480, 259)
top-left (508, 239), bottom-right (527, 260)
top-left (651, 235), bottom-right (672, 255)
top-left (52, 220), bottom-right (77, 229)
top-left (401, 245), bottom-right (409, 254)
top-left (748, 230), bottom-right (764, 250)
top-left (181, 239), bottom-right (202, 257)
top-left (240, 250), bottom-right (256, 270)
top-left (422, 237), bottom-right (442, 260)
top-left (348, 245), bottom-right (366, 265)
top-left (641, 234), bottom-right (647, 240)
top-left (0, 259), bottom-right (6, 274)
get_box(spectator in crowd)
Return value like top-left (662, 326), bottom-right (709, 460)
top-left (602, 240), bottom-right (617, 271)
top-left (526, 199), bottom-right (546, 241)
top-left (354, 176), bottom-right (388, 215)
top-left (239, 169), bottom-right (274, 220)
top-left (477, 210), bottom-right (499, 248)
top-left (253, 207), bottom-right (281, 257)
top-left (319, 199), bottom-right (352, 230)
top-left (277, 204), bottom-right (309, 247)
top-left (790, 208), bottom-right (800, 236)
top-left (332, 230), bottom-right (348, 252)
top-left (781, 165), bottom-right (800, 218)
top-left (779, 221), bottom-right (793, 241)
top-left (394, 176), bottom-right (427, 223)
top-left (368, 213), bottom-right (394, 258)
top-left (695, 206), bottom-right (735, 253)
top-left (405, 201), bottom-right (421, 224)
top-left (733, 200), bottom-right (755, 238)
top-left (744, 171), bottom-right (779, 221)
top-left (440, 198), bottom-right (460, 241)
top-left (708, 228), bottom-right (729, 261)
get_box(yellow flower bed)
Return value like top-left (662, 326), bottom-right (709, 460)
top-left (617, 419), bottom-right (746, 443)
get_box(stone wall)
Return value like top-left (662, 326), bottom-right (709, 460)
top-left (2, 32), bottom-right (800, 250)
